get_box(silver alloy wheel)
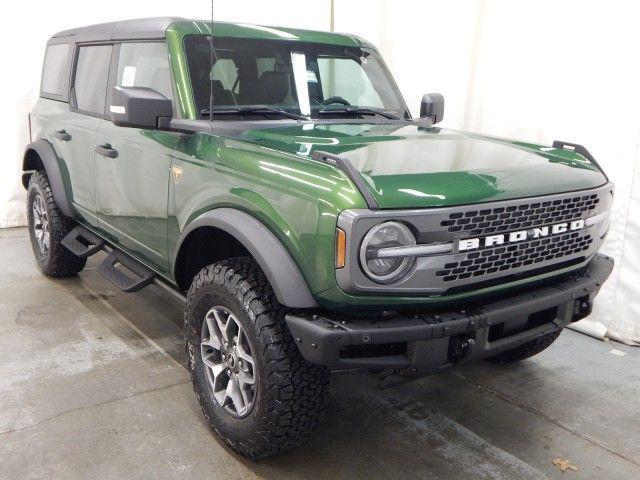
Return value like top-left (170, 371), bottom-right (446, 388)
top-left (32, 193), bottom-right (50, 255)
top-left (201, 306), bottom-right (256, 418)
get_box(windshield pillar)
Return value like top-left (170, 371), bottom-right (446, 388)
top-left (291, 52), bottom-right (311, 117)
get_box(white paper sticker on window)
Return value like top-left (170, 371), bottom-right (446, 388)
top-left (121, 66), bottom-right (137, 87)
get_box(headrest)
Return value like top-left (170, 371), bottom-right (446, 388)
top-left (257, 71), bottom-right (290, 104)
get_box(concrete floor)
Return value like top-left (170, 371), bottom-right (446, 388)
top-left (1, 227), bottom-right (639, 480)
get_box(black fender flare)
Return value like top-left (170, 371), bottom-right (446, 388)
top-left (22, 139), bottom-right (73, 217)
top-left (173, 208), bottom-right (318, 308)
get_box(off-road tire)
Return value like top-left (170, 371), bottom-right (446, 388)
top-left (184, 257), bottom-right (330, 459)
top-left (488, 328), bottom-right (563, 364)
top-left (27, 171), bottom-right (86, 277)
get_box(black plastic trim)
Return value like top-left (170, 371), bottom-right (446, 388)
top-left (97, 249), bottom-right (155, 292)
top-left (172, 208), bottom-right (318, 308)
top-left (50, 17), bottom-right (185, 43)
top-left (553, 140), bottom-right (609, 181)
top-left (312, 151), bottom-right (379, 209)
top-left (22, 139), bottom-right (73, 217)
top-left (286, 254), bottom-right (613, 371)
top-left (61, 225), bottom-right (105, 257)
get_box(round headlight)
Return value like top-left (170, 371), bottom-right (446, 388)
top-left (359, 221), bottom-right (416, 283)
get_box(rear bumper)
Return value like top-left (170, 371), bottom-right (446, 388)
top-left (286, 254), bottom-right (613, 380)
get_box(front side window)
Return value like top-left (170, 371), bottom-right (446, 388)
top-left (116, 42), bottom-right (173, 100)
top-left (184, 36), bottom-right (406, 120)
top-left (74, 45), bottom-right (112, 115)
top-left (41, 43), bottom-right (72, 98)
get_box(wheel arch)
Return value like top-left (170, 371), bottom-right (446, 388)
top-left (22, 139), bottom-right (73, 217)
top-left (173, 208), bottom-right (318, 308)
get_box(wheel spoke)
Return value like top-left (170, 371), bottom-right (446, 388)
top-left (239, 380), bottom-right (251, 407)
top-left (32, 207), bottom-right (41, 226)
top-left (237, 329), bottom-right (255, 369)
top-left (42, 231), bottom-right (50, 251)
top-left (202, 352), bottom-right (221, 371)
top-left (238, 369), bottom-right (255, 386)
top-left (226, 376), bottom-right (245, 414)
top-left (212, 308), bottom-right (229, 343)
top-left (36, 197), bottom-right (46, 219)
top-left (201, 335), bottom-right (221, 350)
top-left (225, 313), bottom-right (238, 344)
top-left (213, 382), bottom-right (227, 405)
top-left (203, 310), bottom-right (222, 350)
top-left (34, 197), bottom-right (41, 216)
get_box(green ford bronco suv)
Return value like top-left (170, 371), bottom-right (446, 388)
top-left (24, 17), bottom-right (613, 458)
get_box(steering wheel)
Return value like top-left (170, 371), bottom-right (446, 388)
top-left (321, 96), bottom-right (351, 106)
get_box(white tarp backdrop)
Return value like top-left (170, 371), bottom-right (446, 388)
top-left (1, 0), bottom-right (638, 344)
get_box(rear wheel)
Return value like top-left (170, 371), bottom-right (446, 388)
top-left (27, 171), bottom-right (86, 277)
top-left (488, 328), bottom-right (562, 364)
top-left (184, 257), bottom-right (329, 459)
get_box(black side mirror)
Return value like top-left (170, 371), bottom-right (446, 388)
top-left (420, 93), bottom-right (444, 124)
top-left (110, 86), bottom-right (172, 129)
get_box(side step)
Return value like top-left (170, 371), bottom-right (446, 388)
top-left (96, 249), bottom-right (155, 293)
top-left (61, 226), bottom-right (105, 258)
top-left (62, 224), bottom-right (155, 293)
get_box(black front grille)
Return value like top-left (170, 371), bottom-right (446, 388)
top-left (440, 193), bottom-right (599, 237)
top-left (436, 230), bottom-right (593, 282)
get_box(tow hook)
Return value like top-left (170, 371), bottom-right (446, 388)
top-left (572, 295), bottom-right (592, 322)
top-left (449, 335), bottom-right (476, 363)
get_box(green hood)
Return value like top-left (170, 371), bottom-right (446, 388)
top-left (241, 122), bottom-right (607, 209)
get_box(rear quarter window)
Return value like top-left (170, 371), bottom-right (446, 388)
top-left (41, 43), bottom-right (72, 100)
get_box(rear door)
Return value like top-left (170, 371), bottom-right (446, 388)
top-left (94, 42), bottom-right (178, 274)
top-left (64, 44), bottom-right (113, 226)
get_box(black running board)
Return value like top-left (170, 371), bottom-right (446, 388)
top-left (61, 225), bottom-right (105, 258)
top-left (96, 249), bottom-right (155, 293)
top-left (62, 225), bottom-right (155, 293)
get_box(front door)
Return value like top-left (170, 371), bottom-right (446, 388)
top-left (94, 42), bottom-right (178, 274)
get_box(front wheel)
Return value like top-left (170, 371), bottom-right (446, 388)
top-left (184, 258), bottom-right (329, 459)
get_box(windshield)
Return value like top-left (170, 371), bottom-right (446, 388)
top-left (184, 35), bottom-right (407, 120)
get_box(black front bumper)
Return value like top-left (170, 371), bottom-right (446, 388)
top-left (286, 254), bottom-right (613, 382)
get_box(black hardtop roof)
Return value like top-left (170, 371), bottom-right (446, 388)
top-left (48, 17), bottom-right (368, 49)
top-left (50, 17), bottom-right (186, 43)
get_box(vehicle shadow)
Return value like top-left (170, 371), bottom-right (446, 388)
top-left (55, 255), bottom-right (559, 480)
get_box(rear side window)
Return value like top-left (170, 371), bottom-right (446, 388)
top-left (115, 43), bottom-right (173, 100)
top-left (73, 45), bottom-right (113, 115)
top-left (41, 44), bottom-right (71, 99)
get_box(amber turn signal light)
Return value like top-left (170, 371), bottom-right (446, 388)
top-left (335, 228), bottom-right (346, 269)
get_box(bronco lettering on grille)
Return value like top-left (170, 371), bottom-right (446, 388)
top-left (458, 220), bottom-right (585, 251)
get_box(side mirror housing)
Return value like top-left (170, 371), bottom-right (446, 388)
top-left (110, 86), bottom-right (172, 129)
top-left (420, 93), bottom-right (444, 124)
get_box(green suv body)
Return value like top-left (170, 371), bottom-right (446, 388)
top-left (24, 17), bottom-right (614, 458)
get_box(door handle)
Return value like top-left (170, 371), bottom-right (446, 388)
top-left (53, 129), bottom-right (71, 141)
top-left (95, 144), bottom-right (119, 158)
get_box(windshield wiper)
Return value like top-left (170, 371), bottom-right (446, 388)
top-left (317, 106), bottom-right (401, 120)
top-left (201, 106), bottom-right (308, 121)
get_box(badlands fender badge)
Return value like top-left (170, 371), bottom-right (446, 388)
top-left (458, 220), bottom-right (585, 252)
